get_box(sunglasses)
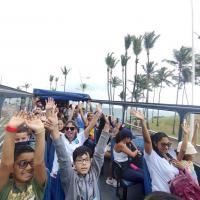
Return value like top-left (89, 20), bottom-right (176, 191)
top-left (65, 127), bottom-right (75, 131)
top-left (17, 160), bottom-right (34, 169)
top-left (160, 142), bottom-right (172, 148)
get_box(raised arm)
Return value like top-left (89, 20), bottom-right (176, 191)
top-left (0, 111), bottom-right (25, 191)
top-left (177, 123), bottom-right (189, 161)
top-left (192, 119), bottom-right (199, 146)
top-left (84, 104), bottom-right (102, 138)
top-left (25, 115), bottom-right (47, 186)
top-left (130, 110), bottom-right (152, 154)
top-left (116, 143), bottom-right (139, 158)
top-left (68, 103), bottom-right (76, 121)
top-left (45, 107), bottom-right (73, 185)
top-left (92, 115), bottom-right (110, 177)
top-left (78, 102), bottom-right (88, 127)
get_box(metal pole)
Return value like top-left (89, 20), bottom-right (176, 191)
top-left (190, 0), bottom-right (195, 141)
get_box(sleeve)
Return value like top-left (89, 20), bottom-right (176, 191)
top-left (32, 172), bottom-right (48, 200)
top-left (144, 149), bottom-right (157, 162)
top-left (91, 131), bottom-right (110, 177)
top-left (77, 131), bottom-right (87, 145)
top-left (53, 136), bottom-right (74, 186)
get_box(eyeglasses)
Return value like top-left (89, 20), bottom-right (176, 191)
top-left (75, 158), bottom-right (91, 164)
top-left (160, 142), bottom-right (172, 148)
top-left (17, 160), bottom-right (34, 169)
top-left (65, 127), bottom-right (75, 131)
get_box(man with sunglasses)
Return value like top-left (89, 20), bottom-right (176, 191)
top-left (0, 111), bottom-right (47, 200)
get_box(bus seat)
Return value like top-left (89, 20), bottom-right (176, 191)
top-left (143, 158), bottom-right (152, 195)
top-left (113, 160), bottom-right (137, 200)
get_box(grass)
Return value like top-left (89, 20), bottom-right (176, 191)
top-left (149, 115), bottom-right (180, 138)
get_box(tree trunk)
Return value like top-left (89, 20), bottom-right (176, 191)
top-left (152, 87), bottom-right (156, 123)
top-left (64, 76), bottom-right (66, 92)
top-left (156, 82), bottom-right (162, 126)
top-left (172, 71), bottom-right (181, 134)
top-left (132, 57), bottom-right (138, 102)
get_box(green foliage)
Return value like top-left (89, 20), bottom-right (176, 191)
top-left (149, 115), bottom-right (180, 137)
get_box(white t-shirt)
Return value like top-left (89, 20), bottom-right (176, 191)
top-left (51, 131), bottom-right (87, 177)
top-left (144, 150), bottom-right (179, 193)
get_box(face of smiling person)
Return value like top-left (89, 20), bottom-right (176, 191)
top-left (65, 122), bottom-right (77, 142)
top-left (58, 120), bottom-right (64, 131)
top-left (156, 137), bottom-right (171, 154)
top-left (15, 132), bottom-right (30, 143)
top-left (13, 152), bottom-right (34, 185)
top-left (74, 153), bottom-right (91, 175)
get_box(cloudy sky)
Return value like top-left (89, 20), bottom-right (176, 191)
top-left (0, 0), bottom-right (200, 104)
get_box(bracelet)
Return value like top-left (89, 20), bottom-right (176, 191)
top-left (5, 126), bottom-right (17, 133)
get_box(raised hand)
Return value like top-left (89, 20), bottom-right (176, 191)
top-left (181, 123), bottom-right (190, 135)
top-left (96, 104), bottom-right (102, 114)
top-left (45, 97), bottom-right (56, 110)
top-left (7, 111), bottom-right (26, 128)
top-left (195, 119), bottom-right (200, 129)
top-left (130, 109), bottom-right (144, 121)
top-left (25, 114), bottom-right (44, 134)
top-left (103, 115), bottom-right (110, 133)
top-left (45, 97), bottom-right (57, 118)
top-left (45, 106), bottom-right (58, 132)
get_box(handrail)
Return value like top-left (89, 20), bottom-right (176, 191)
top-left (91, 99), bottom-right (200, 141)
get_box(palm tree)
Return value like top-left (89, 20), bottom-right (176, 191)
top-left (144, 31), bottom-right (160, 128)
top-left (163, 46), bottom-right (192, 134)
top-left (124, 34), bottom-right (132, 102)
top-left (61, 66), bottom-right (71, 92)
top-left (133, 74), bottom-right (148, 102)
top-left (105, 53), bottom-right (119, 114)
top-left (111, 76), bottom-right (122, 101)
top-left (49, 75), bottom-right (54, 90)
top-left (131, 35), bottom-right (143, 102)
top-left (121, 54), bottom-right (130, 100)
top-left (22, 83), bottom-right (31, 92)
top-left (181, 67), bottom-right (191, 104)
top-left (80, 83), bottom-right (87, 93)
top-left (55, 77), bottom-right (59, 91)
top-left (119, 91), bottom-right (125, 101)
top-left (144, 31), bottom-right (160, 65)
top-left (155, 67), bottom-right (174, 126)
top-left (142, 61), bottom-right (157, 128)
top-left (151, 75), bottom-right (160, 123)
top-left (111, 76), bottom-right (122, 115)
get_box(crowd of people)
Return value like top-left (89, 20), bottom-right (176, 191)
top-left (0, 97), bottom-right (199, 200)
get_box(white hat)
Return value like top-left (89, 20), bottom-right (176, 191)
top-left (177, 141), bottom-right (197, 155)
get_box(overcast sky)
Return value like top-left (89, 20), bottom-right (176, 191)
top-left (0, 0), bottom-right (200, 104)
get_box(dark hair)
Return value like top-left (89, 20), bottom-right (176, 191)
top-left (151, 132), bottom-right (170, 158)
top-left (16, 124), bottom-right (31, 135)
top-left (14, 141), bottom-right (35, 161)
top-left (65, 120), bottom-right (79, 131)
top-left (145, 191), bottom-right (182, 200)
top-left (73, 145), bottom-right (92, 162)
top-left (115, 128), bottom-right (133, 143)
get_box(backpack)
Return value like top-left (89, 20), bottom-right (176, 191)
top-left (170, 169), bottom-right (200, 200)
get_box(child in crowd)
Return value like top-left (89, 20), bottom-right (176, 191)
top-left (177, 120), bottom-right (199, 184)
top-left (0, 111), bottom-right (47, 200)
top-left (15, 124), bottom-right (32, 143)
top-left (45, 106), bottom-right (110, 200)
